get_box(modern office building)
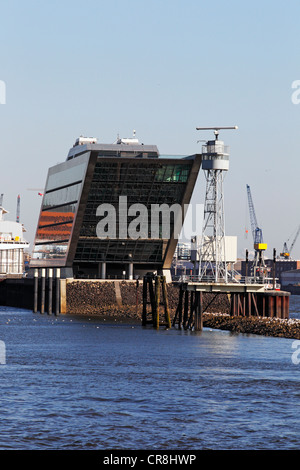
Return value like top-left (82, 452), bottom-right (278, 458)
top-left (30, 136), bottom-right (201, 280)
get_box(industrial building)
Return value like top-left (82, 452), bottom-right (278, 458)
top-left (281, 268), bottom-right (300, 293)
top-left (241, 259), bottom-right (300, 284)
top-left (30, 136), bottom-right (201, 280)
top-left (0, 203), bottom-right (29, 276)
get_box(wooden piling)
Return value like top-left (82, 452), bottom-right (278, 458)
top-left (161, 276), bottom-right (171, 329)
top-left (194, 291), bottom-right (203, 331)
top-left (142, 274), bottom-right (171, 329)
top-left (172, 285), bottom-right (183, 328)
top-left (183, 290), bottom-right (189, 329)
top-left (154, 276), bottom-right (160, 329)
top-left (188, 291), bottom-right (195, 329)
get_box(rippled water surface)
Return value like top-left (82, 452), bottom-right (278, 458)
top-left (0, 296), bottom-right (300, 450)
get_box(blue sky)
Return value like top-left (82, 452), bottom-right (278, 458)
top-left (1, 0), bottom-right (300, 259)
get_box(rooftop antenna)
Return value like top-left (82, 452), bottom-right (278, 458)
top-left (196, 125), bottom-right (238, 283)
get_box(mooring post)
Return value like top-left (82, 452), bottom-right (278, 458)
top-left (178, 286), bottom-right (183, 329)
top-left (172, 285), bottom-right (183, 327)
top-left (246, 292), bottom-right (251, 317)
top-left (188, 291), bottom-right (194, 328)
top-left (154, 276), bottom-right (160, 329)
top-left (142, 276), bottom-right (147, 326)
top-left (40, 268), bottom-right (46, 314)
top-left (33, 268), bottom-right (38, 313)
top-left (230, 293), bottom-right (236, 316)
top-left (136, 278), bottom-right (139, 317)
top-left (48, 269), bottom-right (53, 315)
top-left (195, 291), bottom-right (203, 331)
top-left (148, 277), bottom-right (156, 325)
top-left (183, 290), bottom-right (189, 329)
top-left (161, 276), bottom-right (171, 328)
top-left (55, 268), bottom-right (60, 316)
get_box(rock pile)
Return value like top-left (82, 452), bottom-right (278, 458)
top-left (203, 313), bottom-right (300, 339)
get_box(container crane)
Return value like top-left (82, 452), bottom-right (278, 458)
top-left (280, 224), bottom-right (300, 259)
top-left (246, 184), bottom-right (267, 278)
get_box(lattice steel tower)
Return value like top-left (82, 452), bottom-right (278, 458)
top-left (196, 126), bottom-right (238, 282)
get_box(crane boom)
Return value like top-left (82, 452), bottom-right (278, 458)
top-left (290, 224), bottom-right (300, 253)
top-left (281, 224), bottom-right (300, 259)
top-left (246, 184), bottom-right (267, 279)
top-left (246, 184), bottom-right (263, 245)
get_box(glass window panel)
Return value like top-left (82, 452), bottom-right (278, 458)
top-left (32, 242), bottom-right (69, 260)
top-left (39, 205), bottom-right (76, 226)
top-left (46, 157), bottom-right (89, 191)
top-left (35, 223), bottom-right (73, 243)
top-left (43, 183), bottom-right (82, 209)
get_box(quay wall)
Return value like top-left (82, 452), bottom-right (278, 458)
top-left (65, 279), bottom-right (231, 320)
top-left (0, 278), bottom-right (231, 319)
top-left (1, 278), bottom-right (300, 339)
top-left (0, 278), bottom-right (35, 310)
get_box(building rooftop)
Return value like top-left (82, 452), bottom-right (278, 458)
top-left (67, 136), bottom-right (160, 160)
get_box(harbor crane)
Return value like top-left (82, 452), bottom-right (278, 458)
top-left (280, 224), bottom-right (300, 259)
top-left (246, 184), bottom-right (267, 278)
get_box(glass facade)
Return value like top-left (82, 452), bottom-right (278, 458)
top-left (74, 159), bottom-right (192, 265)
top-left (31, 153), bottom-right (89, 262)
top-left (30, 141), bottom-right (201, 277)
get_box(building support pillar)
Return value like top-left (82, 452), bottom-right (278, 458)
top-left (40, 268), bottom-right (46, 314)
top-left (101, 262), bottom-right (106, 280)
top-left (33, 269), bottom-right (38, 313)
top-left (128, 262), bottom-right (133, 280)
top-left (55, 268), bottom-right (60, 316)
top-left (48, 268), bottom-right (53, 315)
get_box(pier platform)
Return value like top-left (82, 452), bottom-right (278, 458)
top-left (172, 280), bottom-right (290, 330)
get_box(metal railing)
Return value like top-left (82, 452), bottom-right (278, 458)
top-left (174, 274), bottom-right (280, 289)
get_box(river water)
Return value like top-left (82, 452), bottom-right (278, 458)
top-left (0, 295), bottom-right (300, 451)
